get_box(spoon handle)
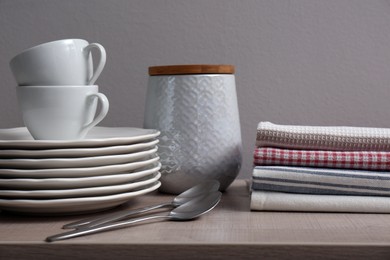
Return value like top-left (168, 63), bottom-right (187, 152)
top-left (62, 202), bottom-right (173, 229)
top-left (83, 203), bottom-right (173, 228)
top-left (47, 215), bottom-right (170, 242)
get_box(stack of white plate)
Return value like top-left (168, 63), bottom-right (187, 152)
top-left (0, 126), bottom-right (161, 215)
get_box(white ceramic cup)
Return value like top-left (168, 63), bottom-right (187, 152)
top-left (16, 85), bottom-right (109, 140)
top-left (9, 39), bottom-right (106, 86)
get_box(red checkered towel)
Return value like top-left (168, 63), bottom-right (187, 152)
top-left (254, 147), bottom-right (390, 170)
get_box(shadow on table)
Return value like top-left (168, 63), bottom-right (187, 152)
top-left (219, 179), bottom-right (250, 212)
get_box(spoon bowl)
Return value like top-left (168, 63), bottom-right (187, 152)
top-left (171, 179), bottom-right (220, 206)
top-left (169, 191), bottom-right (222, 220)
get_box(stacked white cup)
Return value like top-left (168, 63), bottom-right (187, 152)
top-left (9, 39), bottom-right (109, 140)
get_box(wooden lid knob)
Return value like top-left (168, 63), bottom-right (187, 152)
top-left (149, 64), bottom-right (235, 76)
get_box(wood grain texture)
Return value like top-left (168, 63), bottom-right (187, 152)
top-left (2, 180), bottom-right (390, 259)
top-left (148, 64), bottom-right (235, 76)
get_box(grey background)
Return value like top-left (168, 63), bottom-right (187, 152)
top-left (1, 0), bottom-right (390, 180)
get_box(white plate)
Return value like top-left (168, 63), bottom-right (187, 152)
top-left (0, 156), bottom-right (159, 178)
top-left (0, 181), bottom-right (161, 215)
top-left (0, 139), bottom-right (158, 159)
top-left (0, 127), bottom-right (160, 149)
top-left (0, 146), bottom-right (158, 169)
top-left (0, 172), bottom-right (161, 199)
top-left (0, 163), bottom-right (161, 189)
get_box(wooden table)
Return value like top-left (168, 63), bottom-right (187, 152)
top-left (2, 180), bottom-right (390, 259)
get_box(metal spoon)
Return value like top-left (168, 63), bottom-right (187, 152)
top-left (62, 180), bottom-right (220, 229)
top-left (46, 191), bottom-right (222, 242)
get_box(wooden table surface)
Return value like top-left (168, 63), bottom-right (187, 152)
top-left (2, 179), bottom-right (390, 259)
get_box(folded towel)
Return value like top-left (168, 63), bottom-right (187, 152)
top-left (250, 190), bottom-right (390, 213)
top-left (256, 122), bottom-right (390, 151)
top-left (252, 166), bottom-right (390, 196)
top-left (254, 147), bottom-right (390, 171)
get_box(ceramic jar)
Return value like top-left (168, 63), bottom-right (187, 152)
top-left (144, 65), bottom-right (242, 194)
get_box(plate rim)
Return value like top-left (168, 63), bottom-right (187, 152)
top-left (0, 139), bottom-right (159, 159)
top-left (0, 156), bottom-right (160, 178)
top-left (0, 146), bottom-right (158, 169)
top-left (0, 126), bottom-right (160, 149)
top-left (0, 181), bottom-right (161, 214)
top-left (0, 163), bottom-right (162, 189)
top-left (0, 172), bottom-right (161, 199)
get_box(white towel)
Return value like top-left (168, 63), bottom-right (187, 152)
top-left (251, 190), bottom-right (390, 213)
top-left (256, 121), bottom-right (390, 151)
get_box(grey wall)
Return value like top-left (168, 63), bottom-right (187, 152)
top-left (1, 0), bottom-right (390, 179)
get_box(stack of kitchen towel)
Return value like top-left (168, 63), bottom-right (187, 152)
top-left (250, 121), bottom-right (390, 213)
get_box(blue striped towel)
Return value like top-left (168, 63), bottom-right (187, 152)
top-left (252, 166), bottom-right (390, 196)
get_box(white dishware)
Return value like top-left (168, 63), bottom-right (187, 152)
top-left (144, 64), bottom-right (242, 194)
top-left (16, 85), bottom-right (109, 140)
top-left (0, 127), bottom-right (160, 149)
top-left (0, 163), bottom-right (161, 190)
top-left (0, 156), bottom-right (159, 178)
top-left (0, 146), bottom-right (157, 169)
top-left (0, 172), bottom-right (161, 199)
top-left (0, 139), bottom-right (158, 159)
top-left (0, 124), bottom-right (162, 215)
top-left (9, 39), bottom-right (106, 85)
top-left (0, 182), bottom-right (161, 215)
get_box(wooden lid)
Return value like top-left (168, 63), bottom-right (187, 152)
top-left (149, 64), bottom-right (235, 76)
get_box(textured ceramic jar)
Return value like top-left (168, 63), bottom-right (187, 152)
top-left (144, 65), bottom-right (242, 194)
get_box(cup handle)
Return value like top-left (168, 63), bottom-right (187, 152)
top-left (80, 93), bottom-right (109, 137)
top-left (84, 43), bottom-right (107, 85)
